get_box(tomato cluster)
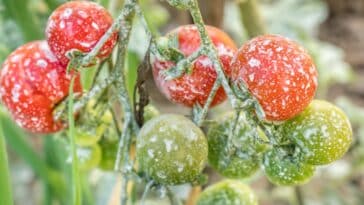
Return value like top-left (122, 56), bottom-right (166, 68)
top-left (0, 0), bottom-right (354, 203)
top-left (149, 31), bottom-right (352, 187)
top-left (0, 1), bottom-right (117, 133)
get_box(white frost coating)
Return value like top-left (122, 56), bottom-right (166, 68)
top-left (248, 58), bottom-right (261, 67)
top-left (91, 22), bottom-right (99, 30)
top-left (248, 73), bottom-right (255, 82)
top-left (78, 10), bottom-right (88, 18)
top-left (61, 8), bottom-right (73, 19)
top-left (147, 149), bottom-right (155, 158)
top-left (10, 54), bottom-right (23, 63)
top-left (11, 84), bottom-right (21, 103)
top-left (164, 139), bottom-right (173, 152)
top-left (36, 59), bottom-right (48, 68)
top-left (199, 58), bottom-right (212, 68)
top-left (217, 44), bottom-right (234, 57)
top-left (150, 135), bottom-right (157, 142)
top-left (276, 47), bottom-right (283, 52)
top-left (59, 21), bottom-right (65, 29)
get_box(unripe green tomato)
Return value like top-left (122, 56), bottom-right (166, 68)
top-left (75, 108), bottom-right (113, 146)
top-left (263, 148), bottom-right (315, 186)
top-left (77, 144), bottom-right (101, 171)
top-left (282, 100), bottom-right (353, 165)
top-left (143, 104), bottom-right (160, 122)
top-left (196, 180), bottom-right (258, 205)
top-left (136, 114), bottom-right (208, 185)
top-left (75, 126), bottom-right (104, 146)
top-left (208, 112), bottom-right (264, 179)
top-left (98, 139), bottom-right (118, 171)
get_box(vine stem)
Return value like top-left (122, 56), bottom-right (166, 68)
top-left (188, 0), bottom-right (241, 123)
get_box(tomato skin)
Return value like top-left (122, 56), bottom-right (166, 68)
top-left (98, 138), bottom-right (118, 171)
top-left (0, 41), bottom-right (82, 133)
top-left (77, 144), bottom-right (101, 171)
top-left (136, 114), bottom-right (208, 185)
top-left (231, 34), bottom-right (318, 121)
top-left (207, 112), bottom-right (262, 179)
top-left (46, 1), bottom-right (117, 66)
top-left (196, 180), bottom-right (258, 205)
top-left (282, 100), bottom-right (353, 165)
top-left (263, 148), bottom-right (315, 186)
top-left (152, 25), bottom-right (237, 107)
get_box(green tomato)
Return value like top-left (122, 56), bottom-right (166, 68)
top-left (282, 100), bottom-right (353, 165)
top-left (136, 114), bottom-right (208, 185)
top-left (77, 144), bottom-right (101, 171)
top-left (208, 112), bottom-right (263, 179)
top-left (196, 180), bottom-right (258, 205)
top-left (98, 139), bottom-right (118, 171)
top-left (143, 104), bottom-right (160, 122)
top-left (75, 126), bottom-right (104, 146)
top-left (263, 148), bottom-right (315, 186)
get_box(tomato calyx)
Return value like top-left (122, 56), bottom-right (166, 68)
top-left (65, 49), bottom-right (98, 71)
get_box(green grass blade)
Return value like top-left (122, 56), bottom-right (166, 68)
top-left (2, 0), bottom-right (43, 41)
top-left (68, 77), bottom-right (82, 205)
top-left (0, 112), bottom-right (49, 181)
top-left (0, 117), bottom-right (14, 205)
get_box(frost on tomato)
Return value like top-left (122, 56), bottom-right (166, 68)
top-left (263, 149), bottom-right (315, 186)
top-left (75, 144), bottom-right (101, 171)
top-left (136, 114), bottom-right (208, 185)
top-left (208, 112), bottom-right (262, 179)
top-left (152, 25), bottom-right (237, 107)
top-left (282, 100), bottom-right (353, 165)
top-left (0, 41), bottom-right (82, 133)
top-left (196, 180), bottom-right (258, 205)
top-left (231, 34), bottom-right (318, 121)
top-left (46, 1), bottom-right (117, 66)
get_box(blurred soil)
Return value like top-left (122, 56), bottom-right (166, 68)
top-left (320, 0), bottom-right (364, 106)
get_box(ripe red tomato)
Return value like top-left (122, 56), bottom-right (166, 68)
top-left (46, 1), bottom-right (117, 66)
top-left (231, 34), bottom-right (318, 121)
top-left (152, 25), bottom-right (237, 107)
top-left (0, 41), bottom-right (82, 133)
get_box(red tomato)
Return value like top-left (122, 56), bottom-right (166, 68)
top-left (152, 25), bottom-right (237, 107)
top-left (46, 1), bottom-right (117, 66)
top-left (231, 34), bottom-right (318, 121)
top-left (0, 41), bottom-right (82, 133)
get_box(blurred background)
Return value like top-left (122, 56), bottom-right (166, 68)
top-left (1, 0), bottom-right (364, 204)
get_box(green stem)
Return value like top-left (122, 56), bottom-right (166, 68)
top-left (68, 77), bottom-right (82, 205)
top-left (237, 0), bottom-right (267, 38)
top-left (193, 79), bottom-right (221, 126)
top-left (0, 117), bottom-right (13, 205)
top-left (188, 0), bottom-right (240, 124)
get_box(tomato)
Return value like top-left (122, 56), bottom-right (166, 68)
top-left (76, 144), bottom-right (101, 171)
top-left (152, 25), bottom-right (237, 107)
top-left (282, 100), bottom-right (353, 165)
top-left (98, 138), bottom-right (118, 171)
top-left (231, 34), bottom-right (318, 121)
top-left (136, 114), bottom-right (208, 185)
top-left (263, 148), bottom-right (315, 186)
top-left (46, 1), bottom-right (117, 66)
top-left (196, 180), bottom-right (258, 205)
top-left (143, 104), bottom-right (160, 122)
top-left (0, 41), bottom-right (82, 133)
top-left (207, 112), bottom-right (264, 179)
top-left (75, 125), bottom-right (104, 146)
